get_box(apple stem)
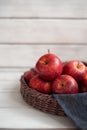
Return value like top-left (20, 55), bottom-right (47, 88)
top-left (48, 49), bottom-right (50, 53)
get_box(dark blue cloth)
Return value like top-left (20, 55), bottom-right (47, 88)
top-left (53, 92), bottom-right (87, 130)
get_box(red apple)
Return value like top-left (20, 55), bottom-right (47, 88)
top-left (52, 74), bottom-right (79, 94)
top-left (24, 68), bottom-right (37, 84)
top-left (79, 83), bottom-right (87, 93)
top-left (35, 53), bottom-right (63, 81)
top-left (79, 67), bottom-right (87, 92)
top-left (63, 60), bottom-right (86, 82)
top-left (81, 67), bottom-right (87, 86)
top-left (29, 75), bottom-right (52, 94)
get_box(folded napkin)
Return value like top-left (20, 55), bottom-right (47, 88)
top-left (53, 92), bottom-right (87, 130)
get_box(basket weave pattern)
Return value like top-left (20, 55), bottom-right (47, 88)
top-left (20, 75), bottom-right (66, 116)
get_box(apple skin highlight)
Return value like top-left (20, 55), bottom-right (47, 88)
top-left (29, 75), bottom-right (52, 94)
top-left (63, 60), bottom-right (86, 82)
top-left (52, 74), bottom-right (79, 94)
top-left (35, 53), bottom-right (63, 81)
top-left (24, 68), bottom-right (37, 84)
top-left (24, 52), bottom-right (87, 94)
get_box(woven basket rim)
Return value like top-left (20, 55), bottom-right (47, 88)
top-left (20, 74), bottom-right (66, 116)
top-left (20, 61), bottom-right (87, 116)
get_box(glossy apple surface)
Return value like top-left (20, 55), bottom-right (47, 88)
top-left (81, 67), bottom-right (87, 86)
top-left (63, 60), bottom-right (86, 82)
top-left (35, 53), bottom-right (63, 81)
top-left (24, 68), bottom-right (37, 84)
top-left (52, 74), bottom-right (79, 94)
top-left (29, 75), bottom-right (52, 94)
top-left (79, 67), bottom-right (87, 92)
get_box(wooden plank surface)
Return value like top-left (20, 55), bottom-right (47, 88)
top-left (0, 45), bottom-right (86, 67)
top-left (0, 108), bottom-right (77, 129)
top-left (0, 0), bottom-right (87, 18)
top-left (0, 19), bottom-right (87, 44)
top-left (0, 0), bottom-right (86, 129)
top-left (0, 93), bottom-right (29, 108)
top-left (0, 70), bottom-right (77, 129)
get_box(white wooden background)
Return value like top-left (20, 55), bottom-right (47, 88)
top-left (0, 0), bottom-right (87, 129)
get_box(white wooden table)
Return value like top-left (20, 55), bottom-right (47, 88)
top-left (0, 0), bottom-right (87, 129)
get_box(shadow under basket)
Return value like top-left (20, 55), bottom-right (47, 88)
top-left (20, 75), bottom-right (66, 116)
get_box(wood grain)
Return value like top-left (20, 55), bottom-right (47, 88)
top-left (0, 93), bottom-right (29, 108)
top-left (0, 0), bottom-right (87, 18)
top-left (0, 0), bottom-right (85, 129)
top-left (0, 19), bottom-right (87, 44)
top-left (0, 45), bottom-right (86, 67)
top-left (0, 108), bottom-right (76, 129)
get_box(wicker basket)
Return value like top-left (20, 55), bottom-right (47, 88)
top-left (20, 62), bottom-right (87, 116)
top-left (20, 75), bottom-right (66, 116)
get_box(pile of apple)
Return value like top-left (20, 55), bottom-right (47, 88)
top-left (24, 52), bottom-right (87, 94)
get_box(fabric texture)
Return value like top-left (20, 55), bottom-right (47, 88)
top-left (53, 92), bottom-right (87, 130)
